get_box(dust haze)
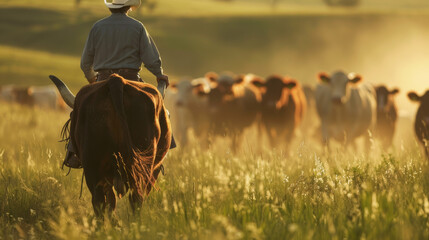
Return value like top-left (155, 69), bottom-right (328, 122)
top-left (164, 13), bottom-right (428, 117)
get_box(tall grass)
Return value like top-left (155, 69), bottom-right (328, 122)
top-left (1, 2), bottom-right (429, 239)
top-left (0, 102), bottom-right (428, 239)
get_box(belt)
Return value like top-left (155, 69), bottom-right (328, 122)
top-left (96, 68), bottom-right (141, 82)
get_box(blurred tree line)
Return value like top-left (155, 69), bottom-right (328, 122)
top-left (215, 0), bottom-right (361, 7)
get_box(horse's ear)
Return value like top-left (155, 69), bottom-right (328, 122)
top-left (390, 88), bottom-right (399, 95)
top-left (408, 92), bottom-right (421, 102)
top-left (318, 73), bottom-right (330, 83)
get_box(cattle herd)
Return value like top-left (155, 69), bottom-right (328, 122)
top-left (166, 70), bottom-right (429, 159)
top-left (0, 72), bottom-right (428, 160)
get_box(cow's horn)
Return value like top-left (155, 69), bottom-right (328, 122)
top-left (49, 75), bottom-right (75, 108)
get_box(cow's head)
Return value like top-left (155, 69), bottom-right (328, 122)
top-left (375, 85), bottom-right (399, 112)
top-left (202, 74), bottom-right (244, 113)
top-left (408, 90), bottom-right (429, 104)
top-left (205, 72), bottom-right (219, 85)
top-left (318, 71), bottom-right (362, 105)
top-left (170, 78), bottom-right (211, 108)
top-left (409, 90), bottom-right (429, 124)
top-left (252, 75), bottom-right (296, 109)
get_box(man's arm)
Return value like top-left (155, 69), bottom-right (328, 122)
top-left (140, 26), bottom-right (169, 86)
top-left (81, 28), bottom-right (97, 83)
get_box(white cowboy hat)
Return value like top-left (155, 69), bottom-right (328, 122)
top-left (104, 0), bottom-right (140, 9)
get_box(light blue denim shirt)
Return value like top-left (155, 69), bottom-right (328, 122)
top-left (80, 13), bottom-right (163, 81)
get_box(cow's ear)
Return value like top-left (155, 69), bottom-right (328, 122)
top-left (205, 72), bottom-right (218, 83)
top-left (192, 83), bottom-right (206, 95)
top-left (251, 79), bottom-right (265, 88)
top-left (169, 83), bottom-right (178, 92)
top-left (235, 75), bottom-right (245, 84)
top-left (318, 73), bottom-right (330, 83)
top-left (348, 73), bottom-right (362, 84)
top-left (408, 92), bottom-right (421, 102)
top-left (193, 86), bottom-right (208, 97)
top-left (27, 87), bottom-right (34, 95)
top-left (196, 90), bottom-right (208, 97)
top-left (284, 81), bottom-right (297, 89)
top-left (389, 88), bottom-right (399, 95)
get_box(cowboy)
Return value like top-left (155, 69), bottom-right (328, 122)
top-left (64, 0), bottom-right (173, 168)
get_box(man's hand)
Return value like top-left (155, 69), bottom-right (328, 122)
top-left (157, 74), bottom-right (169, 87)
top-left (88, 75), bottom-right (97, 83)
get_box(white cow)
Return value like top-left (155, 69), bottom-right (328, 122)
top-left (315, 71), bottom-right (376, 148)
top-left (167, 74), bottom-right (213, 148)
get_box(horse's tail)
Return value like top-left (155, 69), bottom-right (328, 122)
top-left (107, 74), bottom-right (155, 199)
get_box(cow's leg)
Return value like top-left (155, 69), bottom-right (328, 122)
top-left (320, 121), bottom-right (330, 153)
top-left (231, 132), bottom-right (243, 154)
top-left (283, 128), bottom-right (294, 156)
top-left (267, 126), bottom-right (277, 148)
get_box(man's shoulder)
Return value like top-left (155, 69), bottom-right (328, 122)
top-left (126, 16), bottom-right (145, 28)
top-left (92, 15), bottom-right (143, 28)
top-left (92, 16), bottom-right (111, 28)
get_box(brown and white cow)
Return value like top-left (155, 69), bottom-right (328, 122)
top-left (168, 73), bottom-right (213, 148)
top-left (201, 73), bottom-right (262, 152)
top-left (252, 75), bottom-right (307, 150)
top-left (51, 74), bottom-right (171, 218)
top-left (315, 71), bottom-right (376, 149)
top-left (408, 90), bottom-right (429, 160)
top-left (374, 85), bottom-right (399, 149)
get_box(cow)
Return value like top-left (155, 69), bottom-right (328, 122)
top-left (252, 75), bottom-right (307, 151)
top-left (374, 85), bottom-right (399, 149)
top-left (50, 74), bottom-right (172, 219)
top-left (1, 85), bottom-right (67, 110)
top-left (199, 73), bottom-right (262, 152)
top-left (168, 74), bottom-right (213, 148)
top-left (315, 71), bottom-right (376, 150)
top-left (408, 90), bottom-right (429, 160)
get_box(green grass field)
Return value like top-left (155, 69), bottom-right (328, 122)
top-left (1, 0), bottom-right (429, 239)
top-left (1, 98), bottom-right (429, 239)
